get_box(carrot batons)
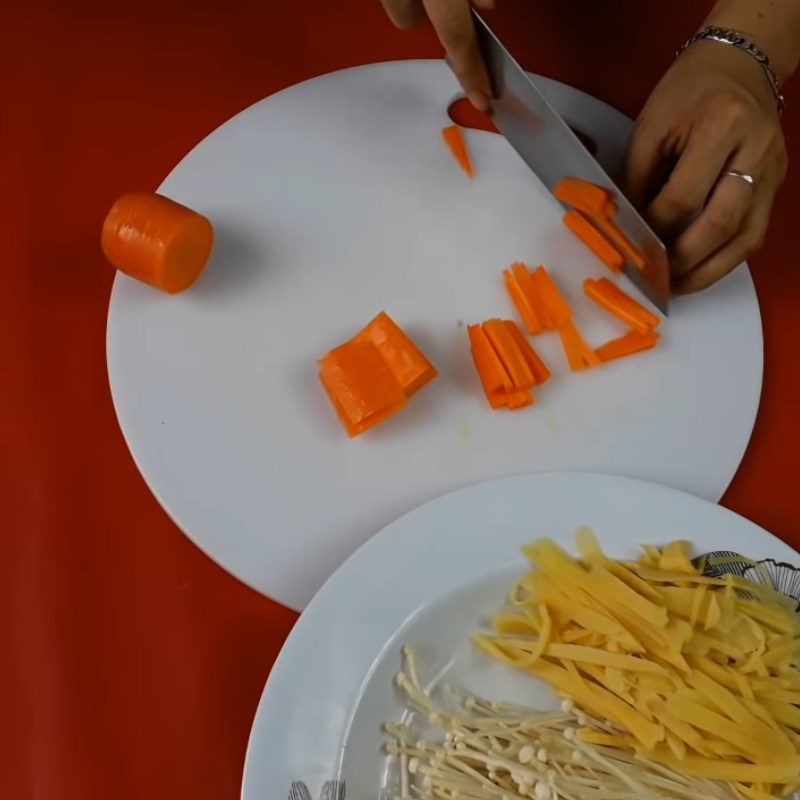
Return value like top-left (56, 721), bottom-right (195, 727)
top-left (584, 278), bottom-right (660, 334)
top-left (468, 320), bottom-right (549, 410)
top-left (503, 263), bottom-right (570, 334)
top-left (563, 210), bottom-right (624, 274)
top-left (595, 330), bottom-right (660, 363)
top-left (557, 319), bottom-right (601, 372)
top-left (102, 192), bottom-right (214, 294)
top-left (319, 313), bottom-right (437, 437)
top-left (554, 177), bottom-right (615, 218)
top-left (441, 124), bottom-right (475, 178)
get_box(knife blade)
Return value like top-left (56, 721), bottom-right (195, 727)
top-left (470, 14), bottom-right (670, 314)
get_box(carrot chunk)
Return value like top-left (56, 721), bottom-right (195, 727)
top-left (595, 330), bottom-right (660, 363)
top-left (353, 312), bottom-right (438, 396)
top-left (554, 177), bottom-right (616, 218)
top-left (318, 341), bottom-right (407, 437)
top-left (441, 124), bottom-right (474, 178)
top-left (584, 278), bottom-right (661, 333)
top-left (101, 192), bottom-right (214, 293)
top-left (468, 324), bottom-right (514, 409)
top-left (563, 210), bottom-right (624, 273)
top-left (557, 319), bottom-right (601, 372)
top-left (504, 321), bottom-right (551, 385)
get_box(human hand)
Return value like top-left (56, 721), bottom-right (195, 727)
top-left (379, 0), bottom-right (495, 111)
top-left (622, 41), bottom-right (787, 294)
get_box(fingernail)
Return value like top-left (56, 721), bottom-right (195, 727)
top-left (468, 91), bottom-right (491, 114)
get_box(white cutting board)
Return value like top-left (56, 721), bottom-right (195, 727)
top-left (106, 61), bottom-right (762, 610)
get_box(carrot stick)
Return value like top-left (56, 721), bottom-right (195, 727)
top-left (353, 312), bottom-right (438, 396)
top-left (595, 330), bottom-right (660, 363)
top-left (554, 177), bottom-right (616, 218)
top-left (584, 278), bottom-right (661, 333)
top-left (101, 192), bottom-right (214, 293)
top-left (596, 216), bottom-right (647, 271)
top-left (533, 267), bottom-right (572, 328)
top-left (441, 124), bottom-right (475, 178)
top-left (557, 319), bottom-right (601, 372)
top-left (563, 210), bottom-right (624, 273)
top-left (482, 319), bottom-right (535, 391)
top-left (468, 325), bottom-right (513, 409)
top-left (512, 262), bottom-right (552, 331)
top-left (505, 389), bottom-right (534, 409)
top-left (504, 321), bottom-right (551, 385)
top-left (504, 268), bottom-right (543, 335)
top-left (318, 341), bottom-right (407, 437)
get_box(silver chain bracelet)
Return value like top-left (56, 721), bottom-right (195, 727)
top-left (676, 25), bottom-right (785, 113)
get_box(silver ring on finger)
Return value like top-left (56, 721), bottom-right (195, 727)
top-left (722, 169), bottom-right (757, 189)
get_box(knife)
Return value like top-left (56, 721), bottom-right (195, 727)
top-left (470, 14), bottom-right (670, 314)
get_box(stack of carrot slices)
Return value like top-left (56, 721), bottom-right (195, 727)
top-left (319, 312), bottom-right (437, 437)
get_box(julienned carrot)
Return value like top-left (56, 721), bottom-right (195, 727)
top-left (512, 263), bottom-right (552, 331)
top-left (563, 210), bottom-right (624, 274)
top-left (318, 341), bottom-right (406, 437)
top-left (483, 319), bottom-right (534, 390)
top-left (442, 124), bottom-right (474, 178)
top-left (557, 319), bottom-right (601, 372)
top-left (596, 216), bottom-right (646, 271)
top-left (468, 324), bottom-right (514, 409)
top-left (534, 267), bottom-right (571, 328)
top-left (353, 311), bottom-right (438, 396)
top-left (505, 321), bottom-right (550, 385)
top-left (554, 177), bottom-right (616, 218)
top-left (595, 330), bottom-right (660, 363)
top-left (584, 278), bottom-right (660, 333)
top-left (505, 389), bottom-right (534, 410)
top-left (101, 192), bottom-right (214, 293)
top-left (504, 268), bottom-right (542, 335)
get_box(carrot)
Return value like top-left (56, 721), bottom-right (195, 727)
top-left (533, 267), bottom-right (572, 328)
top-left (563, 210), bottom-right (624, 273)
top-left (595, 330), bottom-right (660, 364)
top-left (504, 321), bottom-right (550, 385)
top-left (505, 389), bottom-right (534, 409)
top-left (101, 192), bottom-right (214, 294)
top-left (512, 262), bottom-right (552, 331)
top-left (596, 217), bottom-right (647, 271)
top-left (504, 268), bottom-right (542, 335)
top-left (441, 124), bottom-right (474, 178)
top-left (353, 312), bottom-right (438, 396)
top-left (554, 177), bottom-right (616, 219)
top-left (483, 319), bottom-right (535, 391)
top-left (584, 278), bottom-right (661, 333)
top-left (557, 319), bottom-right (601, 372)
top-left (468, 324), bottom-right (514, 409)
top-left (318, 341), bottom-right (406, 437)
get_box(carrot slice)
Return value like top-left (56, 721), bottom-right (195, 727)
top-left (101, 192), bottom-right (214, 294)
top-left (504, 321), bottom-right (551, 385)
top-left (441, 124), bottom-right (474, 178)
top-left (503, 268), bottom-right (543, 335)
top-left (468, 324), bottom-right (513, 409)
top-left (584, 278), bottom-right (661, 333)
top-left (512, 262), bottom-right (552, 331)
top-left (595, 330), bottom-right (660, 363)
top-left (554, 177), bottom-right (616, 218)
top-left (318, 341), bottom-right (407, 437)
top-left (596, 216), bottom-right (647, 271)
top-left (563, 210), bottom-right (624, 273)
top-left (353, 312), bottom-right (438, 396)
top-left (533, 267), bottom-right (572, 328)
top-left (557, 319), bottom-right (601, 372)
top-left (483, 319), bottom-right (535, 391)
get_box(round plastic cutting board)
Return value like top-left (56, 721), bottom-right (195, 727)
top-left (106, 61), bottom-right (763, 610)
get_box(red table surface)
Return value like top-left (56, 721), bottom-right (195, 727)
top-left (2, 1), bottom-right (799, 797)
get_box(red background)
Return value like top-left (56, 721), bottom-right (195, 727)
top-left (2, 2), bottom-right (799, 797)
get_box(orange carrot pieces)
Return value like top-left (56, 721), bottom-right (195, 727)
top-left (505, 389), bottom-right (534, 410)
top-left (482, 319), bottom-right (534, 390)
top-left (468, 324), bottom-right (514, 409)
top-left (504, 321), bottom-right (551, 385)
top-left (563, 210), bottom-right (624, 274)
top-left (533, 267), bottom-right (572, 328)
top-left (101, 192), bottom-right (214, 294)
top-left (557, 319), bottom-right (601, 372)
top-left (353, 311), bottom-right (438, 396)
top-left (318, 341), bottom-right (407, 437)
top-left (441, 124), bottom-right (474, 178)
top-left (512, 262), bottom-right (553, 331)
top-left (596, 216), bottom-right (647, 271)
top-left (554, 177), bottom-right (616, 219)
top-left (504, 268), bottom-right (543, 335)
top-left (584, 278), bottom-right (661, 333)
top-left (595, 330), bottom-right (660, 363)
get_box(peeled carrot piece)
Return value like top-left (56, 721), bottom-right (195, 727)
top-left (504, 321), bottom-right (550, 385)
top-left (512, 262), bottom-right (552, 331)
top-left (468, 324), bottom-right (513, 409)
top-left (353, 312), bottom-right (438, 396)
top-left (318, 341), bottom-right (406, 437)
top-left (595, 330), bottom-right (660, 363)
top-left (563, 210), bottom-right (624, 273)
top-left (584, 278), bottom-right (661, 333)
top-left (441, 124), bottom-right (474, 178)
top-left (506, 389), bottom-right (534, 410)
top-left (101, 192), bottom-right (214, 294)
top-left (533, 267), bottom-right (572, 328)
top-left (557, 319), bottom-right (601, 372)
top-left (504, 268), bottom-right (542, 335)
top-left (554, 177), bottom-right (616, 218)
top-left (596, 217), bottom-right (647, 271)
top-left (483, 319), bottom-right (535, 391)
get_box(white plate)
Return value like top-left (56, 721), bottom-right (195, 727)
top-left (241, 472), bottom-right (798, 800)
top-left (106, 61), bottom-right (763, 610)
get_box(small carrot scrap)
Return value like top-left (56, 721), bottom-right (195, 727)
top-left (595, 330), bottom-right (660, 364)
top-left (102, 192), bottom-right (214, 293)
top-left (504, 321), bottom-right (550, 385)
top-left (318, 341), bottom-right (406, 437)
top-left (441, 124), bottom-right (474, 178)
top-left (353, 311), bottom-right (438, 396)
top-left (468, 324), bottom-right (514, 409)
top-left (563, 210), bottom-right (624, 274)
top-left (557, 319), bottom-right (601, 372)
top-left (554, 177), bottom-right (616, 219)
top-left (584, 278), bottom-right (661, 333)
